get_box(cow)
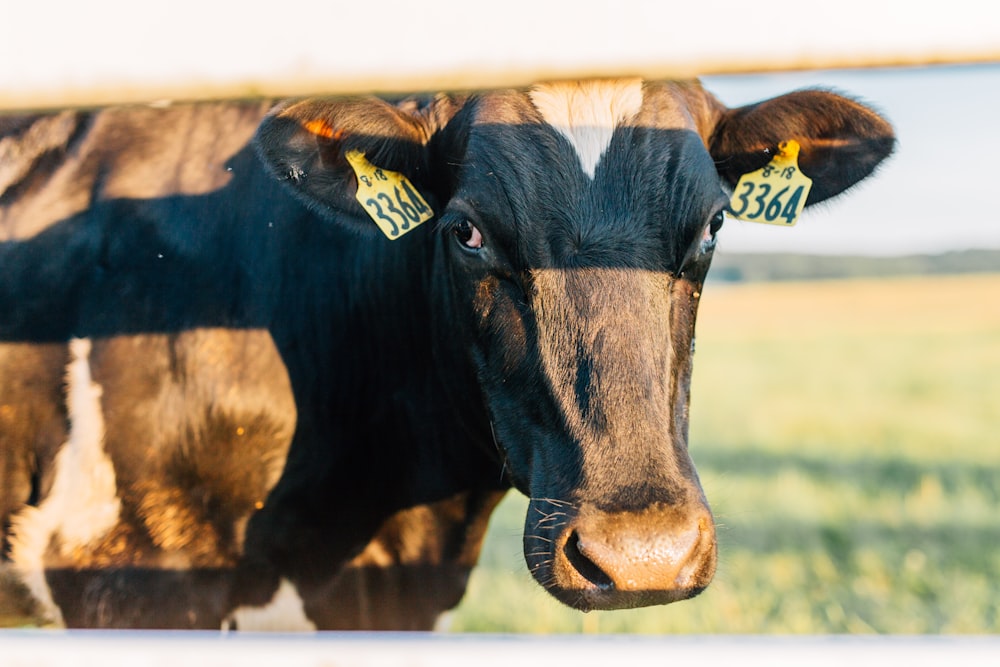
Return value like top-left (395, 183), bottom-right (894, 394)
top-left (0, 79), bottom-right (894, 629)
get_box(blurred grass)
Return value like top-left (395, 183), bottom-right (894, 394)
top-left (449, 273), bottom-right (1000, 634)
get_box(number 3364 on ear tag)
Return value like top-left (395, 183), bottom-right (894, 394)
top-left (729, 140), bottom-right (813, 226)
top-left (345, 150), bottom-right (434, 239)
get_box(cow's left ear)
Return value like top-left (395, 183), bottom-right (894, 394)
top-left (254, 96), bottom-right (462, 224)
top-left (709, 90), bottom-right (895, 206)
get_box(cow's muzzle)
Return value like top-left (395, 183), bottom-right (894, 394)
top-left (524, 498), bottom-right (717, 611)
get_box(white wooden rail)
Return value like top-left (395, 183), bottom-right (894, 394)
top-left (1, 0), bottom-right (998, 109)
top-left (3, 632), bottom-right (1000, 667)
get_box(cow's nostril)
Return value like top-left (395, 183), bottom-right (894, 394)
top-left (563, 530), bottom-right (614, 590)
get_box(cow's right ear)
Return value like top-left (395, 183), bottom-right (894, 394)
top-left (254, 96), bottom-right (460, 225)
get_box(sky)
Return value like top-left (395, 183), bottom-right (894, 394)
top-left (704, 64), bottom-right (1000, 257)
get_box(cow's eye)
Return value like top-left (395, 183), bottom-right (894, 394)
top-left (700, 211), bottom-right (724, 249)
top-left (454, 219), bottom-right (484, 250)
top-left (709, 210), bottom-right (724, 237)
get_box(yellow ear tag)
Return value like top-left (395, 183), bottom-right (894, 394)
top-left (344, 150), bottom-right (434, 239)
top-left (728, 140), bottom-right (813, 226)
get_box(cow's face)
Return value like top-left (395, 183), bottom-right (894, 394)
top-left (255, 80), bottom-right (894, 611)
top-left (431, 82), bottom-right (725, 610)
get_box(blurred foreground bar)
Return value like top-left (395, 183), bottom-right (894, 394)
top-left (3, 632), bottom-right (999, 667)
top-left (2, 0), bottom-right (999, 110)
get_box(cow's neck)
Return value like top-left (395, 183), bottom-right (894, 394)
top-left (268, 220), bottom-right (502, 506)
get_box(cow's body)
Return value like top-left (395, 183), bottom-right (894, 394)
top-left (0, 102), bottom-right (505, 629)
top-left (0, 81), bottom-right (893, 629)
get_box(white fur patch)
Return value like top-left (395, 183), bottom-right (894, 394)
top-left (8, 337), bottom-right (120, 627)
top-left (529, 79), bottom-right (644, 178)
top-left (227, 578), bottom-right (317, 632)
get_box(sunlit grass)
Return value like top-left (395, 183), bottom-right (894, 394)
top-left (449, 273), bottom-right (1000, 634)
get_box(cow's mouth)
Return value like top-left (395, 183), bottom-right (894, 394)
top-left (523, 498), bottom-right (717, 611)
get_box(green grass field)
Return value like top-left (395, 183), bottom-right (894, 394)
top-left (449, 273), bottom-right (1000, 634)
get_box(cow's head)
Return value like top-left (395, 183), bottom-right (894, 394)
top-left (255, 80), bottom-right (894, 611)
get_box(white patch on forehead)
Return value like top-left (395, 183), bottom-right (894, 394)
top-left (9, 337), bottom-right (120, 627)
top-left (227, 578), bottom-right (317, 632)
top-left (529, 79), bottom-right (644, 179)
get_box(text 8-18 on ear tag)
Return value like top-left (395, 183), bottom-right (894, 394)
top-left (729, 140), bottom-right (813, 226)
top-left (345, 150), bottom-right (434, 239)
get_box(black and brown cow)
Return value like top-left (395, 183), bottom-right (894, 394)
top-left (0, 79), bottom-right (893, 628)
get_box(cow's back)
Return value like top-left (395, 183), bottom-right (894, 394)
top-left (0, 102), bottom-right (274, 241)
